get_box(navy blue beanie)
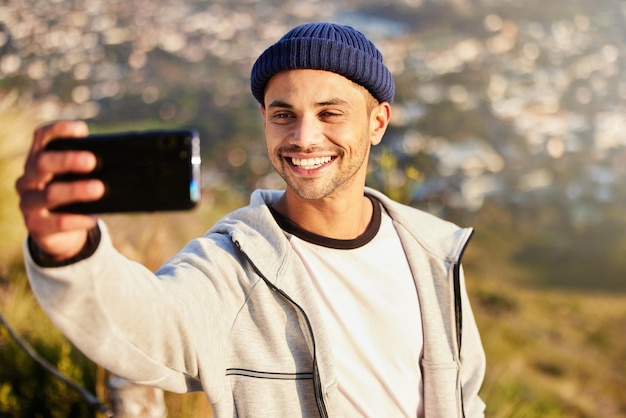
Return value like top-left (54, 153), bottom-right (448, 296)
top-left (250, 22), bottom-right (395, 105)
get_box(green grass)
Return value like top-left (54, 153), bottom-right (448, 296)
top-left (464, 208), bottom-right (626, 417)
top-left (0, 93), bottom-right (37, 271)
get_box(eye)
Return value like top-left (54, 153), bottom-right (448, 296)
top-left (270, 111), bottom-right (295, 124)
top-left (319, 110), bottom-right (344, 121)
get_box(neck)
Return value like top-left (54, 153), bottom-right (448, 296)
top-left (273, 189), bottom-right (373, 240)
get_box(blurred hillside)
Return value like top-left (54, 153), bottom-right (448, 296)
top-left (1, 0), bottom-right (626, 416)
top-left (2, 0), bottom-right (626, 224)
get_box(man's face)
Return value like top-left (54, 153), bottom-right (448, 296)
top-left (261, 69), bottom-right (383, 201)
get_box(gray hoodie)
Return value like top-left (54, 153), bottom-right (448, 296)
top-left (25, 188), bottom-right (485, 417)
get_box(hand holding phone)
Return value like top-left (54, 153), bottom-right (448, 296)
top-left (16, 121), bottom-right (102, 262)
top-left (44, 129), bottom-right (201, 214)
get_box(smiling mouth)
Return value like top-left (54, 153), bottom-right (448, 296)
top-left (290, 156), bottom-right (333, 170)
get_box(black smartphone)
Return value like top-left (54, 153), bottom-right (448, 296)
top-left (45, 129), bottom-right (201, 214)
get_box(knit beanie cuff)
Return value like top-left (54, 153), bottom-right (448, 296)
top-left (250, 23), bottom-right (395, 105)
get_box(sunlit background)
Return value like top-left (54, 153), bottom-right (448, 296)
top-left (1, 0), bottom-right (625, 416)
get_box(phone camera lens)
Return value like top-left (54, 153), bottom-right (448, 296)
top-left (160, 135), bottom-right (179, 150)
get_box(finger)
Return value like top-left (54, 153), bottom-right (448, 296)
top-left (16, 150), bottom-right (98, 193)
top-left (19, 179), bottom-right (105, 213)
top-left (39, 149), bottom-right (99, 176)
top-left (25, 211), bottom-right (99, 239)
top-left (18, 121), bottom-right (91, 193)
top-left (30, 120), bottom-right (89, 154)
top-left (26, 210), bottom-right (98, 260)
top-left (46, 179), bottom-right (106, 210)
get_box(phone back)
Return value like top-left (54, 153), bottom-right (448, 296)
top-left (45, 129), bottom-right (201, 214)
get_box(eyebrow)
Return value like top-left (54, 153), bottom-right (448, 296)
top-left (267, 100), bottom-right (292, 109)
top-left (267, 98), bottom-right (350, 109)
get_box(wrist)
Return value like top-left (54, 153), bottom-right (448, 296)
top-left (28, 226), bottom-right (101, 267)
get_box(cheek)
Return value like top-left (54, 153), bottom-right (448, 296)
top-left (265, 122), bottom-right (289, 140)
top-left (264, 124), bottom-right (279, 145)
top-left (265, 134), bottom-right (283, 159)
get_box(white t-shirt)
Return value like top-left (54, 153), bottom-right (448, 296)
top-left (271, 199), bottom-right (424, 417)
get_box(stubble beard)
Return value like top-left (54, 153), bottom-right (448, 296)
top-left (272, 144), bottom-right (369, 201)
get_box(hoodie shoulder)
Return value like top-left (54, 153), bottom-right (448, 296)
top-left (365, 188), bottom-right (473, 262)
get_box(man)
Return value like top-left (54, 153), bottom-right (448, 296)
top-left (17, 22), bottom-right (486, 417)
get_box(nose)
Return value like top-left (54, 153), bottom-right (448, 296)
top-left (290, 114), bottom-right (323, 148)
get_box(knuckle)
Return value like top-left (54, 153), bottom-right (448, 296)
top-left (53, 215), bottom-right (67, 231)
top-left (23, 211), bottom-right (45, 234)
top-left (18, 195), bottom-right (29, 212)
top-left (18, 189), bottom-right (41, 212)
top-left (33, 123), bottom-right (54, 146)
top-left (43, 185), bottom-right (56, 207)
top-left (35, 152), bottom-right (49, 173)
top-left (14, 175), bottom-right (26, 193)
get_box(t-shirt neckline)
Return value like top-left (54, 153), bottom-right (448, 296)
top-left (269, 195), bottom-right (382, 250)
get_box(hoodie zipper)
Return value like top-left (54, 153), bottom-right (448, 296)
top-left (235, 242), bottom-right (329, 418)
top-left (453, 229), bottom-right (474, 418)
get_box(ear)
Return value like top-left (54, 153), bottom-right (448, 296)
top-left (370, 102), bottom-right (391, 146)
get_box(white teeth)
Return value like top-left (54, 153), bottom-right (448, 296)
top-left (291, 156), bottom-right (332, 169)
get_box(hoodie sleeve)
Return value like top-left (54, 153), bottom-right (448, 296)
top-left (23, 219), bottom-right (240, 396)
